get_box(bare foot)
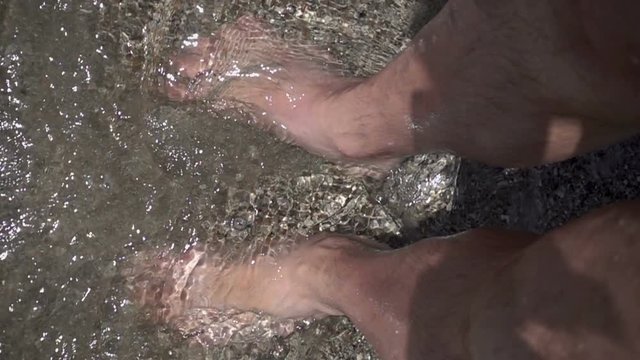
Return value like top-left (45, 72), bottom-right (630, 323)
top-left (161, 16), bottom-right (411, 172)
top-left (124, 234), bottom-right (388, 336)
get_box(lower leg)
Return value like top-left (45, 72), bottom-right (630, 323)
top-left (164, 0), bottom-right (640, 168)
top-left (127, 202), bottom-right (640, 359)
top-left (321, 229), bottom-right (538, 360)
top-left (126, 229), bottom-right (536, 358)
top-left (329, 202), bottom-right (640, 360)
top-left (470, 201), bottom-right (640, 360)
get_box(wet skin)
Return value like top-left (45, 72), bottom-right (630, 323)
top-left (165, 1), bottom-right (640, 168)
top-left (132, 0), bottom-right (640, 359)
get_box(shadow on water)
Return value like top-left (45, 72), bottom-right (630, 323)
top-left (406, 0), bottom-right (447, 36)
top-left (389, 0), bottom-right (640, 240)
top-left (397, 135), bottom-right (640, 359)
top-left (396, 0), bottom-right (640, 358)
top-left (416, 135), bottom-right (640, 238)
top-left (399, 0), bottom-right (640, 239)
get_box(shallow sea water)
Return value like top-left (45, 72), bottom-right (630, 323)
top-left (0, 0), bottom-right (457, 358)
top-left (6, 0), bottom-right (640, 358)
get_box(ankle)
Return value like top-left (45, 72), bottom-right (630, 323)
top-left (319, 79), bottom-right (417, 161)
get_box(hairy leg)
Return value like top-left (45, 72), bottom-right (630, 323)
top-left (165, 0), bottom-right (640, 168)
top-left (363, 0), bottom-right (640, 166)
top-left (127, 201), bottom-right (640, 359)
top-left (321, 229), bottom-right (538, 360)
top-left (320, 202), bottom-right (640, 360)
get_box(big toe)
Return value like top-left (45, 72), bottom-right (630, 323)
top-left (168, 37), bottom-right (216, 78)
top-left (170, 53), bottom-right (208, 79)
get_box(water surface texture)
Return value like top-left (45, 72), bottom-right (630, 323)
top-left (4, 1), bottom-right (640, 359)
top-left (0, 0), bottom-right (455, 358)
